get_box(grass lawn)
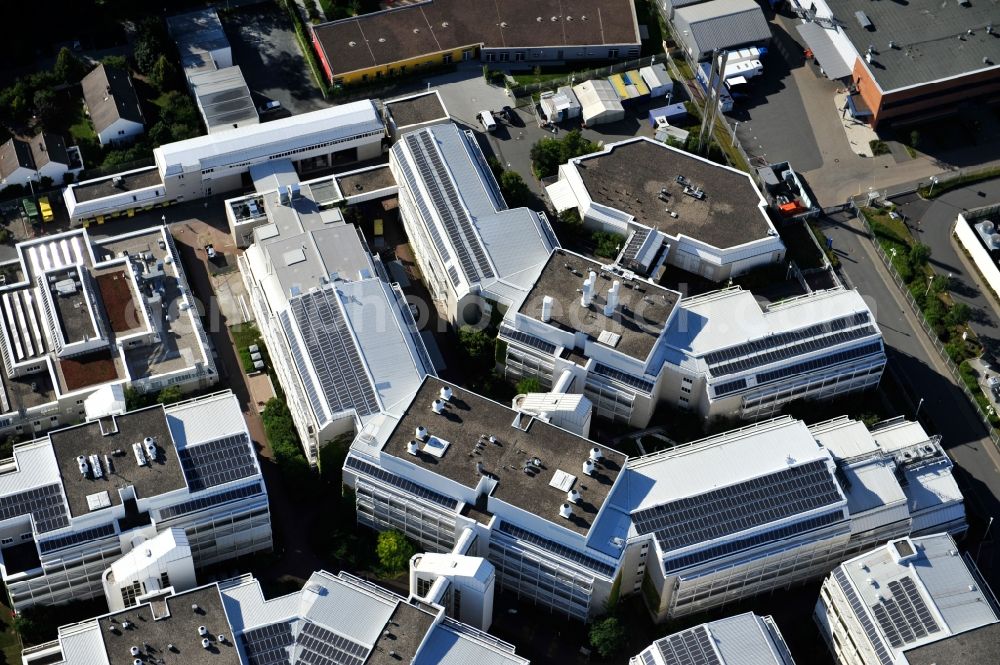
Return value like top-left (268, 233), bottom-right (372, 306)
top-left (230, 323), bottom-right (268, 373)
top-left (509, 71), bottom-right (573, 87)
top-left (68, 106), bottom-right (96, 145)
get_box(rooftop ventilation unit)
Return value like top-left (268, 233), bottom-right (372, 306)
top-left (198, 626), bottom-right (208, 636)
top-left (90, 454), bottom-right (103, 479)
top-left (191, 604), bottom-right (201, 613)
top-left (541, 295), bottom-right (554, 322)
top-left (407, 440), bottom-right (420, 455)
top-left (218, 634), bottom-right (227, 644)
top-left (583, 459), bottom-right (595, 476)
top-left (559, 503), bottom-right (573, 519)
top-left (589, 447), bottom-right (603, 462)
top-left (130, 646), bottom-right (140, 656)
top-left (133, 442), bottom-right (147, 466)
top-left (415, 426), bottom-right (429, 441)
top-left (567, 488), bottom-right (581, 503)
top-left (77, 455), bottom-right (89, 476)
top-left (202, 638), bottom-right (211, 649)
top-left (855, 10), bottom-right (873, 30)
top-left (122, 621), bottom-right (131, 629)
top-left (440, 386), bottom-right (453, 401)
top-left (603, 281), bottom-right (621, 317)
top-left (432, 399), bottom-right (445, 414)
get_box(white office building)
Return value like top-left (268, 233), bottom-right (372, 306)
top-left (101, 527), bottom-right (197, 612)
top-left (344, 382), bottom-right (964, 623)
top-left (630, 612), bottom-right (797, 665)
top-left (546, 137), bottom-right (783, 281)
top-left (22, 568), bottom-right (529, 665)
top-left (236, 175), bottom-right (433, 462)
top-left (0, 390), bottom-right (271, 611)
top-left (815, 534), bottom-right (1000, 665)
top-left (410, 552), bottom-right (496, 630)
top-left (390, 122), bottom-right (558, 325)
top-left (64, 100), bottom-right (385, 224)
top-left (498, 248), bottom-right (884, 427)
top-left (0, 226), bottom-right (216, 438)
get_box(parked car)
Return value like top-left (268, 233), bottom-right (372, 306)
top-left (258, 100), bottom-right (281, 114)
top-left (478, 110), bottom-right (498, 133)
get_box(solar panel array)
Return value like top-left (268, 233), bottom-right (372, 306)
top-left (398, 135), bottom-right (454, 282)
top-left (712, 377), bottom-right (747, 397)
top-left (178, 433), bottom-right (257, 491)
top-left (621, 228), bottom-right (650, 267)
top-left (499, 324), bottom-right (557, 355)
top-left (288, 289), bottom-right (380, 421)
top-left (710, 324), bottom-right (878, 378)
top-left (755, 342), bottom-right (883, 385)
top-left (39, 522), bottom-right (116, 553)
top-left (871, 577), bottom-right (941, 649)
top-left (653, 625), bottom-right (721, 665)
top-left (593, 363), bottom-right (656, 393)
top-left (497, 521), bottom-right (617, 577)
top-left (241, 621), bottom-right (293, 665)
top-left (296, 621), bottom-right (369, 665)
top-left (832, 568), bottom-right (894, 665)
top-left (280, 310), bottom-right (326, 421)
top-left (632, 459), bottom-right (842, 552)
top-left (346, 455), bottom-right (458, 509)
top-left (0, 484), bottom-right (69, 533)
top-left (704, 313), bottom-right (871, 368)
top-left (158, 482), bottom-right (262, 519)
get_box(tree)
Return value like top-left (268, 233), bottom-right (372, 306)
top-left (101, 55), bottom-right (129, 70)
top-left (588, 616), bottom-right (626, 658)
top-left (156, 385), bottom-right (184, 405)
top-left (54, 48), bottom-right (86, 84)
top-left (529, 137), bottom-right (563, 178)
top-left (593, 231), bottom-right (625, 259)
top-left (458, 325), bottom-right (495, 372)
top-left (133, 18), bottom-right (169, 74)
top-left (945, 302), bottom-right (972, 328)
top-left (908, 243), bottom-right (932, 270)
top-left (149, 55), bottom-right (179, 92)
top-left (909, 130), bottom-right (921, 149)
top-left (32, 88), bottom-right (61, 127)
top-left (376, 530), bottom-right (416, 574)
top-left (499, 170), bottom-right (533, 209)
top-left (516, 377), bottom-right (542, 394)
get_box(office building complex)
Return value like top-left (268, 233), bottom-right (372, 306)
top-left (545, 137), bottom-right (783, 281)
top-left (390, 122), bottom-right (557, 325)
top-left (343, 375), bottom-right (962, 623)
top-left (0, 390), bottom-right (271, 611)
top-left (23, 569), bottom-right (529, 665)
top-left (63, 100), bottom-right (385, 224)
top-left (0, 226), bottom-right (215, 438)
top-left (236, 171), bottom-right (433, 462)
top-left (630, 612), bottom-right (796, 665)
top-left (815, 534), bottom-right (1000, 665)
top-left (498, 248), bottom-right (883, 427)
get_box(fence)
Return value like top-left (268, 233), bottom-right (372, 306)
top-left (852, 202), bottom-right (1000, 447)
top-left (507, 54), bottom-right (667, 98)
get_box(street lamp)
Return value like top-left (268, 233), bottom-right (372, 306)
top-left (925, 274), bottom-right (935, 296)
top-left (928, 176), bottom-right (939, 196)
top-left (916, 397), bottom-right (925, 418)
top-left (976, 516), bottom-right (994, 563)
top-left (161, 214), bottom-right (166, 226)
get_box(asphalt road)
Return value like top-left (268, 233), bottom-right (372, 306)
top-left (817, 204), bottom-right (1000, 588)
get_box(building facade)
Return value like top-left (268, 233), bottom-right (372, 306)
top-left (815, 534), bottom-right (1000, 665)
top-left (0, 390), bottom-right (271, 611)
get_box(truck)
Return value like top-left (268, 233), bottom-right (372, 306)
top-left (695, 63), bottom-right (735, 112)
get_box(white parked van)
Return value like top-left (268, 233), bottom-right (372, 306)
top-left (478, 110), bottom-right (497, 133)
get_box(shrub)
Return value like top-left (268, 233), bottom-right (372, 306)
top-left (499, 170), bottom-right (533, 208)
top-left (156, 385), bottom-right (183, 405)
top-left (54, 47), bottom-right (87, 84)
top-left (869, 140), bottom-right (890, 156)
top-left (149, 55), bottom-right (180, 92)
top-left (589, 616), bottom-right (626, 658)
top-left (529, 129), bottom-right (599, 178)
top-left (376, 530), bottom-right (416, 574)
top-left (945, 302), bottom-right (972, 328)
top-left (516, 377), bottom-right (542, 394)
top-left (593, 231), bottom-right (625, 259)
top-left (458, 325), bottom-right (495, 373)
top-left (133, 18), bottom-right (169, 75)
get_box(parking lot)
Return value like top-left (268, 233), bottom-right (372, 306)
top-left (221, 3), bottom-right (327, 117)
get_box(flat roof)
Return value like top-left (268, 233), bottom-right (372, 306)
top-left (48, 406), bottom-right (187, 518)
top-left (99, 584), bottom-right (239, 665)
top-left (335, 164), bottom-right (397, 197)
top-left (96, 270), bottom-right (142, 334)
top-left (190, 67), bottom-right (258, 131)
top-left (312, 0), bottom-right (640, 77)
top-left (574, 138), bottom-right (771, 248)
top-left (73, 167), bottom-right (163, 203)
top-left (365, 602), bottom-right (437, 665)
top-left (50, 269), bottom-right (98, 344)
top-left (518, 250), bottom-right (680, 361)
top-left (384, 91), bottom-right (449, 128)
top-left (827, 0), bottom-right (1000, 91)
top-left (904, 623), bottom-right (1000, 665)
top-left (382, 377), bottom-right (627, 536)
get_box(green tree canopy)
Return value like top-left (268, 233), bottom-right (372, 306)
top-left (149, 55), bottom-right (179, 92)
top-left (156, 385), bottom-right (184, 405)
top-left (458, 325), bottom-right (495, 373)
top-left (515, 377), bottom-right (542, 394)
top-left (529, 129), bottom-right (600, 178)
top-left (54, 48), bottom-right (87, 84)
top-left (589, 616), bottom-right (626, 658)
top-left (134, 18), bottom-right (169, 74)
top-left (499, 170), bottom-right (533, 209)
top-left (376, 530), bottom-right (416, 574)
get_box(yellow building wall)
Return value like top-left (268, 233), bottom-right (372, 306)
top-left (334, 45), bottom-right (479, 85)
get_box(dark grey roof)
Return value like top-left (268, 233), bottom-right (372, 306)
top-left (49, 406), bottom-right (187, 517)
top-left (385, 92), bottom-right (448, 129)
top-left (99, 585), bottom-right (240, 665)
top-left (0, 137), bottom-right (32, 179)
top-left (673, 0), bottom-right (772, 57)
top-left (73, 168), bottom-right (163, 203)
top-left (189, 67), bottom-right (258, 131)
top-left (381, 377), bottom-right (627, 536)
top-left (366, 602), bottom-right (436, 665)
top-left (903, 623), bottom-right (1000, 665)
top-left (81, 65), bottom-right (144, 133)
top-left (575, 139), bottom-right (771, 249)
top-left (828, 0), bottom-right (1000, 91)
top-left (517, 250), bottom-right (680, 362)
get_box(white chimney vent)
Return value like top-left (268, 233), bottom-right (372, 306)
top-left (198, 626), bottom-right (208, 636)
top-left (604, 281), bottom-right (620, 317)
top-left (541, 295), bottom-right (554, 322)
top-left (218, 634), bottom-right (227, 644)
top-left (122, 620), bottom-right (131, 629)
top-left (134, 660), bottom-right (142, 665)
top-left (432, 399), bottom-right (445, 414)
top-left (144, 437), bottom-right (157, 461)
top-left (130, 646), bottom-right (140, 656)
top-left (583, 459), bottom-right (595, 476)
top-left (407, 440), bottom-right (420, 455)
top-left (440, 386), bottom-right (453, 401)
top-left (589, 446), bottom-right (603, 462)
top-left (415, 426), bottom-right (429, 441)
top-left (559, 503), bottom-right (573, 519)
top-left (581, 277), bottom-right (594, 307)
top-left (77, 455), bottom-right (89, 476)
top-left (567, 488), bottom-right (581, 503)
top-left (202, 638), bottom-right (211, 649)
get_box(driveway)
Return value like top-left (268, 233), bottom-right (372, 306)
top-left (221, 3), bottom-right (327, 117)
